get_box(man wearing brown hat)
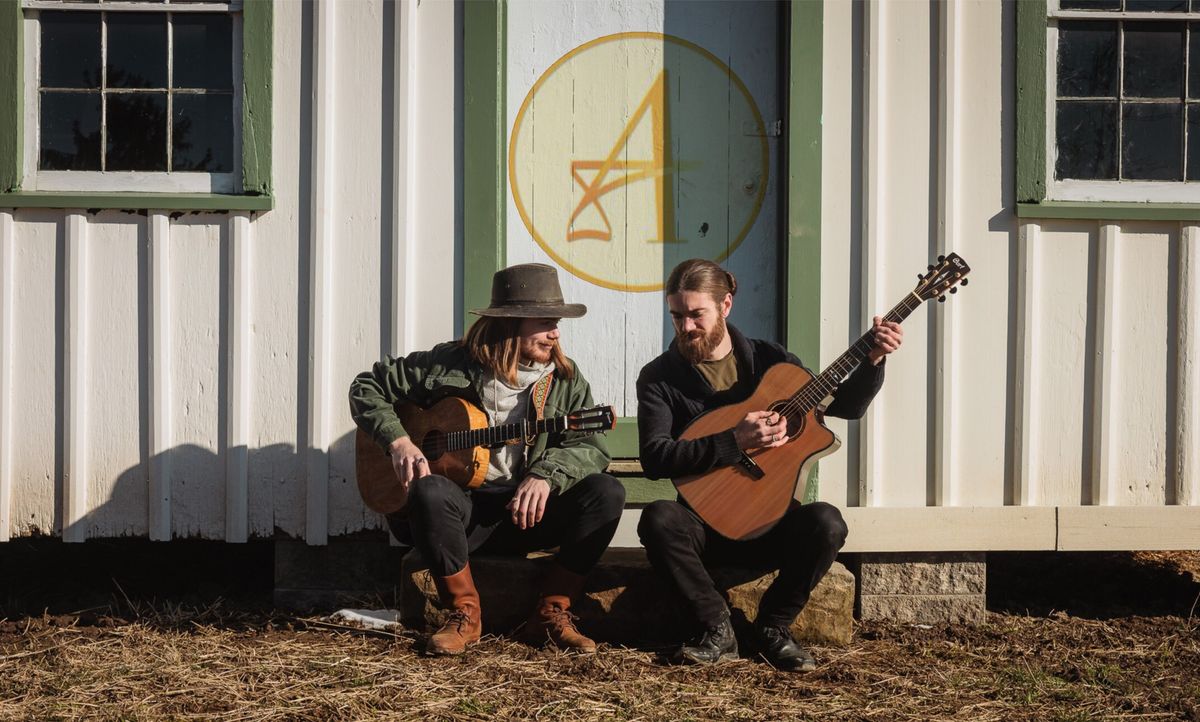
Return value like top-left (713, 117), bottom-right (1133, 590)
top-left (349, 263), bottom-right (623, 656)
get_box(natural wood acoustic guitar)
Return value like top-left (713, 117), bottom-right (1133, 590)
top-left (356, 397), bottom-right (616, 514)
top-left (674, 253), bottom-right (972, 540)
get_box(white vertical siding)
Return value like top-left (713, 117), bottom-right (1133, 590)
top-left (1177, 225), bottom-right (1200, 506)
top-left (62, 213), bottom-right (88, 542)
top-left (147, 212), bottom-right (172, 541)
top-left (0, 211), bottom-right (13, 541)
top-left (9, 213), bottom-right (58, 538)
top-left (83, 216), bottom-right (144, 539)
top-left (225, 213), bottom-right (252, 542)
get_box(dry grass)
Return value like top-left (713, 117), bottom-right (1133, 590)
top-left (1, 606), bottom-right (1197, 721)
top-left (1, 549), bottom-right (1198, 721)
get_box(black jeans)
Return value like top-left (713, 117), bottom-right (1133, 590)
top-left (387, 473), bottom-right (626, 577)
top-left (637, 500), bottom-right (848, 629)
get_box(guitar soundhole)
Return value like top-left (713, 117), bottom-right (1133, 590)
top-left (767, 401), bottom-right (804, 440)
top-left (421, 431), bottom-right (446, 462)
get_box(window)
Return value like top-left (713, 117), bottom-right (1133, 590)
top-left (0, 0), bottom-right (272, 208)
top-left (1044, 0), bottom-right (1200, 202)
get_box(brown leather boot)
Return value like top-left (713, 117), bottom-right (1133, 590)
top-left (427, 564), bottom-right (482, 656)
top-left (521, 564), bottom-right (597, 654)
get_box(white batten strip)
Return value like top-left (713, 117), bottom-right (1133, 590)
top-left (1177, 224), bottom-right (1200, 506)
top-left (226, 214), bottom-right (252, 542)
top-left (306, 0), bottom-right (335, 545)
top-left (1091, 224), bottom-right (1119, 506)
top-left (933, 0), bottom-right (961, 507)
top-left (1013, 222), bottom-right (1039, 506)
top-left (147, 212), bottom-right (172, 541)
top-left (391, 0), bottom-right (417, 356)
top-left (859, 0), bottom-right (884, 507)
top-left (0, 211), bottom-right (14, 542)
top-left (63, 213), bottom-right (89, 543)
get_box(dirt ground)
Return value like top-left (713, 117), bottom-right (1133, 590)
top-left (1, 542), bottom-right (1198, 722)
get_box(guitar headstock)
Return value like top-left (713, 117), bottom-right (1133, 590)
top-left (567, 405), bottom-right (617, 433)
top-left (914, 252), bottom-right (971, 303)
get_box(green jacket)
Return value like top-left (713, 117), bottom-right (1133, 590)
top-left (348, 342), bottom-right (611, 493)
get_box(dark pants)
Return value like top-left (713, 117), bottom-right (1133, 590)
top-left (387, 473), bottom-right (626, 578)
top-left (637, 500), bottom-right (848, 629)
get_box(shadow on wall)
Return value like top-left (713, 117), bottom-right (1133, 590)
top-left (56, 428), bottom-right (381, 543)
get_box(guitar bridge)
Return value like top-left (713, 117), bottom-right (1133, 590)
top-left (736, 452), bottom-right (765, 480)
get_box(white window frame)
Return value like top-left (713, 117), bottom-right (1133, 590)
top-left (1046, 1), bottom-right (1200, 202)
top-left (20, 0), bottom-right (242, 194)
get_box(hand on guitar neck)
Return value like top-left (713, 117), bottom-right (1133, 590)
top-left (387, 435), bottom-right (431, 493)
top-left (866, 315), bottom-right (904, 366)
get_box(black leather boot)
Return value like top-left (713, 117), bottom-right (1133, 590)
top-left (757, 623), bottom-right (816, 672)
top-left (674, 611), bottom-right (738, 664)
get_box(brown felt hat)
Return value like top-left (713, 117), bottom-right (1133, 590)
top-left (470, 263), bottom-right (587, 318)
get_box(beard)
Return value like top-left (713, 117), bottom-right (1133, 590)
top-left (677, 315), bottom-right (727, 365)
top-left (520, 337), bottom-right (556, 365)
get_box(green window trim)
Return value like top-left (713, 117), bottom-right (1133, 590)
top-left (0, 0), bottom-right (273, 211)
top-left (1016, 0), bottom-right (1200, 213)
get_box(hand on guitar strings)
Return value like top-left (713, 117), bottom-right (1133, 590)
top-left (507, 475), bottom-right (551, 530)
top-left (388, 436), bottom-right (430, 492)
top-left (867, 315), bottom-right (904, 366)
top-left (734, 410), bottom-right (790, 450)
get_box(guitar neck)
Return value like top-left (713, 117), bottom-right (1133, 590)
top-left (793, 292), bottom-right (925, 413)
top-left (447, 415), bottom-right (567, 451)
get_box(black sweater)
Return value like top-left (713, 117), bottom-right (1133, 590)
top-left (635, 323), bottom-right (886, 480)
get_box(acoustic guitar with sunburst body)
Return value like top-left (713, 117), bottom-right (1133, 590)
top-left (356, 398), bottom-right (616, 514)
top-left (673, 253), bottom-right (971, 541)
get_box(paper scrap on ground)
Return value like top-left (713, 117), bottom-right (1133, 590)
top-left (328, 609), bottom-right (402, 631)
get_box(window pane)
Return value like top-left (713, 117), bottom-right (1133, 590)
top-left (106, 13), bottom-right (167, 88)
top-left (1056, 101), bottom-right (1118, 179)
top-left (1126, 0), bottom-right (1187, 10)
top-left (1187, 105), bottom-right (1200, 180)
top-left (106, 93), bottom-right (168, 171)
top-left (40, 12), bottom-right (100, 88)
top-left (173, 95), bottom-right (233, 172)
top-left (1057, 21), bottom-right (1118, 98)
top-left (1123, 103), bottom-right (1183, 180)
top-left (1125, 22), bottom-right (1184, 98)
top-left (1060, 0), bottom-right (1121, 8)
top-left (173, 14), bottom-right (232, 90)
top-left (1190, 25), bottom-right (1200, 99)
top-left (39, 92), bottom-right (101, 170)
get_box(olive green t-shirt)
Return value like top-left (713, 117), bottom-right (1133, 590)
top-left (695, 349), bottom-right (739, 392)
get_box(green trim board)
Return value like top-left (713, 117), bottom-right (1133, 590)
top-left (0, 191), bottom-right (273, 211)
top-left (242, 0), bottom-right (274, 197)
top-left (1015, 0), bottom-right (1047, 204)
top-left (462, 0), bottom-right (507, 332)
top-left (0, 0), bottom-right (273, 206)
top-left (0, 0), bottom-right (21, 193)
top-left (786, 0), bottom-right (823, 503)
top-left (1017, 201), bottom-right (1200, 221)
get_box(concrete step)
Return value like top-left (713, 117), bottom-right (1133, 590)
top-left (402, 549), bottom-right (854, 646)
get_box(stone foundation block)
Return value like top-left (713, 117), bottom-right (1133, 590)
top-left (858, 552), bottom-right (987, 624)
top-left (401, 550), bottom-right (855, 646)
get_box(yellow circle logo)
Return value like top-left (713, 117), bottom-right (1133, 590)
top-left (509, 32), bottom-right (769, 292)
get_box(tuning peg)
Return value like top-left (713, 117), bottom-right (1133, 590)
top-left (927, 264), bottom-right (935, 271)
top-left (938, 254), bottom-right (946, 262)
top-left (961, 278), bottom-right (969, 286)
top-left (938, 296), bottom-right (946, 302)
top-left (917, 273), bottom-right (924, 281)
top-left (950, 287), bottom-right (958, 294)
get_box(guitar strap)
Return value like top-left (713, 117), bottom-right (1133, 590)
top-left (527, 372), bottom-right (554, 446)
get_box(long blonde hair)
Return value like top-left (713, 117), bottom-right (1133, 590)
top-left (461, 316), bottom-right (574, 385)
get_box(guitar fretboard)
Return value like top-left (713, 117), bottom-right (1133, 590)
top-left (445, 416), bottom-right (569, 451)
top-left (790, 293), bottom-right (925, 414)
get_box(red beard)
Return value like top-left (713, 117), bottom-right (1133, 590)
top-left (677, 315), bottom-right (727, 365)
